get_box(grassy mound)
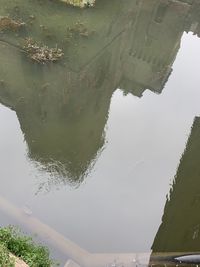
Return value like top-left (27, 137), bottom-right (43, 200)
top-left (0, 226), bottom-right (58, 267)
top-left (0, 243), bottom-right (15, 267)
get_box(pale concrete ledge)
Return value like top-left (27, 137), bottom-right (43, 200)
top-left (64, 259), bottom-right (81, 267)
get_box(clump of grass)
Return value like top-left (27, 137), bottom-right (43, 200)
top-left (0, 226), bottom-right (59, 267)
top-left (0, 243), bottom-right (15, 267)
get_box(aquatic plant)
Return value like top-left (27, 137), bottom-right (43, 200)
top-left (66, 21), bottom-right (90, 39)
top-left (23, 38), bottom-right (64, 63)
top-left (59, 0), bottom-right (95, 8)
top-left (0, 226), bottom-right (59, 267)
top-left (0, 16), bottom-right (25, 31)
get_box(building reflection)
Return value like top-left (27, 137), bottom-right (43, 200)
top-left (0, 0), bottom-right (200, 188)
top-left (151, 117), bottom-right (200, 256)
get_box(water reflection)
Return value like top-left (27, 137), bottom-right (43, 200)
top-left (1, 0), bottom-right (199, 189)
top-left (0, 0), bottom-right (200, 262)
top-left (151, 117), bottom-right (200, 254)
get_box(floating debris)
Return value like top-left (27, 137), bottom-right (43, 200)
top-left (0, 16), bottom-right (25, 31)
top-left (59, 0), bottom-right (95, 8)
top-left (23, 38), bottom-right (64, 63)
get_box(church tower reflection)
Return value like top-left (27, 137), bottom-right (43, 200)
top-left (0, 0), bottom-right (200, 187)
top-left (152, 117), bottom-right (200, 254)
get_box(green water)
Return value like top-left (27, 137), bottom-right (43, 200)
top-left (1, 0), bottom-right (200, 266)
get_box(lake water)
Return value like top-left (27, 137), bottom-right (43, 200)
top-left (1, 1), bottom-right (200, 266)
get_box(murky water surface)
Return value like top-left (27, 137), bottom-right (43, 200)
top-left (1, 0), bottom-right (200, 266)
